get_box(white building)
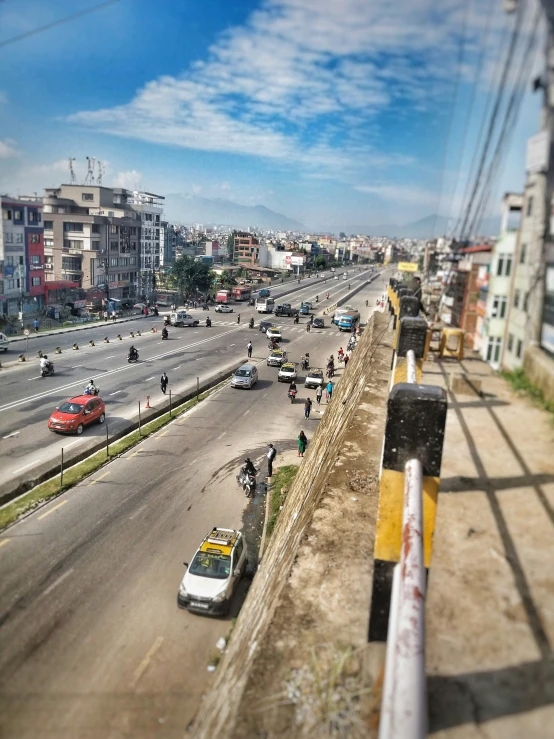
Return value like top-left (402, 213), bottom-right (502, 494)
top-left (481, 193), bottom-right (522, 369)
top-left (121, 190), bottom-right (165, 299)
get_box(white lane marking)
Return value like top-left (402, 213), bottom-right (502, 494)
top-left (129, 503), bottom-right (148, 520)
top-left (110, 390), bottom-right (123, 396)
top-left (27, 377), bottom-right (40, 381)
top-left (43, 568), bottom-right (74, 597)
top-left (230, 344), bottom-right (235, 347)
top-left (12, 461), bottom-right (39, 474)
top-left (3, 431), bottom-right (19, 439)
top-left (144, 376), bottom-right (155, 381)
top-left (173, 366), bottom-right (181, 370)
top-left (65, 439), bottom-right (84, 450)
top-left (71, 365), bottom-right (83, 369)
top-left (0, 327), bottom-right (243, 414)
top-left (105, 355), bottom-right (115, 359)
top-left (130, 636), bottom-right (164, 689)
top-left (217, 431), bottom-right (226, 440)
top-left (244, 409), bottom-right (250, 415)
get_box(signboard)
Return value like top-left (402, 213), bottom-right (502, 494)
top-left (398, 262), bottom-right (419, 273)
top-left (23, 329), bottom-right (30, 336)
top-left (526, 131), bottom-right (548, 174)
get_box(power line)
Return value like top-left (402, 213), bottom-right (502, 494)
top-left (458, 0), bottom-right (526, 240)
top-left (0, 0), bottom-right (120, 50)
top-left (432, 0), bottom-right (471, 239)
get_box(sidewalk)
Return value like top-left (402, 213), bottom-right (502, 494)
top-left (423, 355), bottom-right (554, 738)
top-left (6, 313), bottom-right (148, 343)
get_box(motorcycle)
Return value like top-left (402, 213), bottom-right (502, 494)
top-left (206, 317), bottom-right (212, 327)
top-left (288, 387), bottom-right (297, 404)
top-left (41, 362), bottom-right (54, 377)
top-left (202, 304), bottom-right (209, 311)
top-left (237, 466), bottom-right (257, 497)
top-left (127, 351), bottom-right (139, 363)
top-left (161, 329), bottom-right (169, 340)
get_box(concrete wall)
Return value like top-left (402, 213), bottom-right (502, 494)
top-left (194, 311), bottom-right (393, 738)
top-left (523, 345), bottom-right (554, 405)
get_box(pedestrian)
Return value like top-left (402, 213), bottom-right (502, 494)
top-left (267, 443), bottom-right (276, 477)
top-left (160, 372), bottom-right (168, 394)
top-left (33, 318), bottom-right (39, 332)
top-left (326, 380), bottom-right (334, 402)
top-left (331, 313), bottom-right (335, 323)
top-left (237, 313), bottom-right (241, 324)
top-left (316, 385), bottom-right (323, 405)
top-left (104, 310), bottom-right (109, 323)
top-left (111, 310), bottom-right (117, 322)
top-left (304, 397), bottom-right (312, 419)
top-left (344, 353), bottom-right (349, 368)
top-left (247, 341), bottom-right (253, 358)
top-left (298, 430), bottom-right (307, 457)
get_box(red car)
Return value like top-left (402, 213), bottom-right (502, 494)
top-left (48, 395), bottom-right (106, 435)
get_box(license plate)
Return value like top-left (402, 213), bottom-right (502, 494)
top-left (190, 601), bottom-right (210, 609)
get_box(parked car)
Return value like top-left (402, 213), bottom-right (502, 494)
top-left (267, 349), bottom-right (286, 366)
top-left (231, 363), bottom-right (259, 389)
top-left (178, 527), bottom-right (248, 616)
top-left (0, 332), bottom-right (9, 352)
top-left (278, 362), bottom-right (297, 382)
top-left (304, 369), bottom-right (324, 389)
top-left (48, 395), bottom-right (106, 435)
top-left (313, 317), bottom-right (325, 328)
top-left (215, 304), bottom-right (234, 313)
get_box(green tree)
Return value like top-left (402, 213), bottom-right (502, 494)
top-left (219, 271), bottom-right (238, 289)
top-left (227, 231), bottom-right (237, 251)
top-left (314, 255), bottom-right (327, 269)
top-left (169, 256), bottom-right (214, 302)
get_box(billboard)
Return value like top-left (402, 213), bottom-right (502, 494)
top-left (398, 262), bottom-right (419, 273)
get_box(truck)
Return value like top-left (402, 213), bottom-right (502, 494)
top-left (231, 286), bottom-right (252, 302)
top-left (256, 297), bottom-right (275, 314)
top-left (274, 303), bottom-right (293, 316)
top-left (216, 290), bottom-right (231, 304)
top-left (338, 310), bottom-right (360, 332)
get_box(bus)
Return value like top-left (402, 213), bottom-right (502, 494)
top-left (231, 286), bottom-right (252, 302)
top-left (256, 297), bottom-right (275, 314)
top-left (216, 290), bottom-right (231, 303)
top-left (338, 310), bottom-right (360, 332)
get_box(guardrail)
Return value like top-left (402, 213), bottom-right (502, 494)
top-left (372, 278), bottom-right (448, 738)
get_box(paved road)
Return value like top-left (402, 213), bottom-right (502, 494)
top-left (0, 276), bottom-right (389, 739)
top-left (0, 269), bottom-right (380, 490)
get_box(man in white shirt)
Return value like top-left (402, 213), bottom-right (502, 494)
top-left (267, 443), bottom-right (276, 477)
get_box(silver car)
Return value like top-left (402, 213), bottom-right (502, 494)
top-left (231, 363), bottom-right (259, 389)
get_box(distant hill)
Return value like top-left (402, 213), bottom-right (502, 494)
top-left (164, 194), bottom-right (305, 231)
top-left (327, 214), bottom-right (501, 239)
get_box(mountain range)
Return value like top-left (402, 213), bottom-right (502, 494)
top-left (327, 214), bottom-right (501, 239)
top-left (163, 193), bottom-right (305, 231)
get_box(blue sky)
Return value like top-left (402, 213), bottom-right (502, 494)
top-left (0, 0), bottom-right (544, 232)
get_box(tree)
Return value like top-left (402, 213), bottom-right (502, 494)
top-left (219, 271), bottom-right (237, 289)
top-left (227, 231), bottom-right (237, 251)
top-left (314, 255), bottom-right (327, 269)
top-left (339, 232), bottom-right (346, 239)
top-left (169, 256), bottom-right (213, 302)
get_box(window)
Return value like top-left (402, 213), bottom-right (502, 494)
top-left (45, 256), bottom-right (53, 265)
top-left (110, 241), bottom-right (118, 250)
top-left (119, 257), bottom-right (128, 266)
top-left (82, 193), bottom-right (94, 201)
top-left (30, 234), bottom-right (40, 244)
top-left (110, 225), bottom-right (118, 234)
top-left (508, 334), bottom-right (514, 352)
top-left (15, 233), bottom-right (23, 244)
top-left (18, 256), bottom-right (23, 265)
top-left (110, 257), bottom-right (118, 267)
top-left (108, 211), bottom-right (114, 217)
top-left (28, 210), bottom-right (40, 223)
top-left (62, 257), bottom-right (82, 271)
top-left (31, 255), bottom-right (41, 265)
top-left (6, 279), bottom-right (15, 289)
top-left (3, 209), bottom-right (12, 220)
top-left (14, 210), bottom-right (22, 221)
top-left (44, 220), bottom-right (53, 230)
top-left (520, 244), bottom-right (527, 264)
top-left (92, 241), bottom-right (100, 251)
top-left (526, 196), bottom-right (533, 217)
top-left (514, 290), bottom-right (520, 308)
top-left (92, 224), bottom-right (101, 233)
top-left (523, 292), bottom-right (529, 312)
top-left (32, 277), bottom-right (41, 287)
top-left (131, 242), bottom-right (137, 250)
top-left (120, 272), bottom-right (129, 281)
top-left (496, 254), bottom-right (512, 277)
top-left (5, 233), bottom-right (13, 243)
top-left (108, 274), bottom-right (116, 283)
top-left (64, 222), bottom-right (84, 232)
top-left (131, 227), bottom-right (137, 235)
top-left (5, 256), bottom-right (13, 266)
top-left (44, 239), bottom-right (54, 247)
top-left (516, 339), bottom-right (523, 358)
top-left (492, 296), bottom-right (507, 319)
top-left (64, 239), bottom-right (84, 249)
top-left (130, 256), bottom-right (136, 265)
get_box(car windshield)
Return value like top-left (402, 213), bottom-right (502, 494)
top-left (271, 352), bottom-right (282, 358)
top-left (309, 372), bottom-right (323, 379)
top-left (235, 369), bottom-right (251, 377)
top-left (58, 402), bottom-right (84, 414)
top-left (282, 365), bottom-right (294, 371)
top-left (189, 551), bottom-right (231, 580)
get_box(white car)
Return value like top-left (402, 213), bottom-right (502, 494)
top-left (305, 369), bottom-right (324, 389)
top-left (266, 327), bottom-right (282, 341)
top-left (334, 276), bottom-right (339, 279)
top-left (343, 275), bottom-right (348, 280)
top-left (0, 332), bottom-right (8, 352)
top-left (278, 362), bottom-right (297, 382)
top-left (215, 304), bottom-right (234, 313)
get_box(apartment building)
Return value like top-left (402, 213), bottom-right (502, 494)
top-left (0, 196), bottom-right (45, 315)
top-left (480, 193), bottom-right (522, 369)
top-left (232, 232), bottom-right (261, 265)
top-left (124, 191), bottom-right (164, 298)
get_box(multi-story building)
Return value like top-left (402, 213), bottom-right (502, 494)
top-left (120, 190), bottom-right (164, 299)
top-left (1, 196), bottom-right (45, 315)
top-left (232, 232), bottom-right (261, 265)
top-left (480, 193), bottom-right (522, 368)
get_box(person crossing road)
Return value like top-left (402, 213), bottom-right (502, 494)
top-left (160, 372), bottom-right (168, 394)
top-left (247, 341), bottom-right (253, 358)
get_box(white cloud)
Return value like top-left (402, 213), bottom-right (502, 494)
top-left (0, 138), bottom-right (19, 158)
top-left (355, 183), bottom-right (440, 209)
top-left (113, 169), bottom-right (142, 189)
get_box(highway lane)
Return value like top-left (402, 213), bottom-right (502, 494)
top-left (0, 276), bottom-right (389, 738)
top-left (0, 269), bottom-right (376, 488)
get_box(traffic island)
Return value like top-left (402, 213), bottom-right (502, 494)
top-left (193, 310), bottom-right (393, 739)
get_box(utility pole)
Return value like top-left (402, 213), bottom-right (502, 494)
top-left (529, 0), bottom-right (554, 345)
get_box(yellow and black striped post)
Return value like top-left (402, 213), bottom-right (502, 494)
top-left (392, 317), bottom-right (427, 385)
top-left (369, 380), bottom-right (447, 641)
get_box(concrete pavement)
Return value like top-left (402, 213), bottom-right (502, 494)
top-left (0, 276), bottom-right (387, 738)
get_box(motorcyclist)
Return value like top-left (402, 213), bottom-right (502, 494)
top-left (289, 380), bottom-right (297, 394)
top-left (365, 300), bottom-right (369, 307)
top-left (249, 317), bottom-right (254, 329)
top-left (306, 323), bottom-right (311, 332)
top-left (316, 295), bottom-right (319, 303)
top-left (129, 345), bottom-right (138, 360)
top-left (294, 313), bottom-right (299, 324)
top-left (164, 315), bottom-right (170, 326)
top-left (206, 317), bottom-right (212, 327)
top-left (161, 326), bottom-right (168, 339)
top-left (243, 457), bottom-right (257, 477)
top-left (338, 347), bottom-right (344, 361)
top-left (40, 355), bottom-right (52, 373)
top-left (84, 379), bottom-right (97, 395)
